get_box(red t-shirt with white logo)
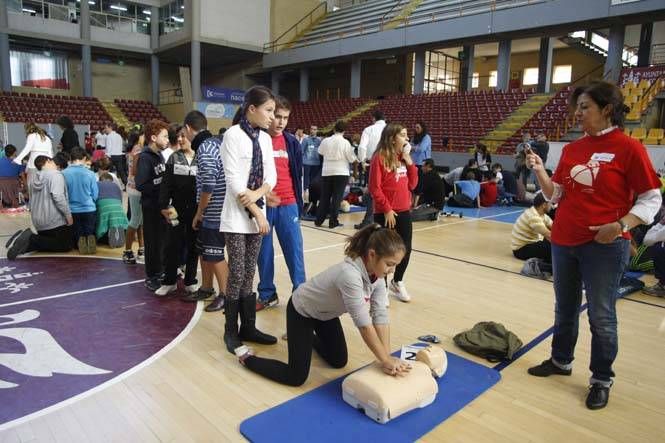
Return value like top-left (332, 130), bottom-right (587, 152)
top-left (551, 128), bottom-right (660, 246)
top-left (271, 134), bottom-right (296, 206)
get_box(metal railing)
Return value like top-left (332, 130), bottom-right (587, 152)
top-left (264, 2), bottom-right (327, 52)
top-left (90, 11), bottom-right (150, 35)
top-left (265, 0), bottom-right (546, 52)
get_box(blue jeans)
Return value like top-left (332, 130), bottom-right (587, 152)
top-left (303, 164), bottom-right (321, 192)
top-left (257, 204), bottom-right (306, 302)
top-left (551, 239), bottom-right (629, 383)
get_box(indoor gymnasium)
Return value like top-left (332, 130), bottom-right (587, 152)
top-left (0, 0), bottom-right (664, 441)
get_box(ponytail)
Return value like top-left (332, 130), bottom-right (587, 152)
top-left (232, 85), bottom-right (275, 125)
top-left (345, 223), bottom-right (405, 259)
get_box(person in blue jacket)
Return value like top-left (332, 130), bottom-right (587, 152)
top-left (256, 96), bottom-right (305, 311)
top-left (411, 121), bottom-right (432, 205)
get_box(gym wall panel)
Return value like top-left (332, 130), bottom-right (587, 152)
top-left (270, 0), bottom-right (323, 43)
top-left (198, 0), bottom-right (270, 51)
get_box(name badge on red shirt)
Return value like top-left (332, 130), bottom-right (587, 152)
top-left (590, 153), bottom-right (615, 163)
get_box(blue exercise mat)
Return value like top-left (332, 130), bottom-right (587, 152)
top-left (240, 351), bottom-right (500, 442)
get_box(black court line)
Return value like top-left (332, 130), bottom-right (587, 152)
top-left (302, 224), bottom-right (665, 310)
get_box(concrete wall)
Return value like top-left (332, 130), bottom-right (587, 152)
top-left (158, 103), bottom-right (187, 124)
top-left (202, 58), bottom-right (263, 91)
top-left (199, 0), bottom-right (270, 51)
top-left (472, 47), bottom-right (601, 90)
top-left (270, 0), bottom-right (323, 43)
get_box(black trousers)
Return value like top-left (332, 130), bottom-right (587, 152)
top-left (27, 225), bottom-right (73, 253)
top-left (374, 210), bottom-right (412, 282)
top-left (162, 210), bottom-right (198, 286)
top-left (142, 204), bottom-right (165, 279)
top-left (513, 240), bottom-right (552, 263)
top-left (316, 175), bottom-right (348, 227)
top-left (244, 298), bottom-right (348, 386)
top-left (111, 155), bottom-right (127, 185)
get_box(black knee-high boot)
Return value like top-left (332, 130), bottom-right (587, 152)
top-left (239, 293), bottom-right (277, 345)
top-left (223, 298), bottom-right (243, 354)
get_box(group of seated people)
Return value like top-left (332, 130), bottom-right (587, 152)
top-left (5, 147), bottom-right (128, 259)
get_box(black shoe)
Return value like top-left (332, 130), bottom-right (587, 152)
top-left (205, 294), bottom-right (226, 312)
top-left (7, 229), bottom-right (32, 260)
top-left (144, 278), bottom-right (161, 292)
top-left (5, 229), bottom-right (24, 249)
top-left (314, 222), bottom-right (323, 227)
top-left (182, 287), bottom-right (215, 302)
top-left (329, 221), bottom-right (343, 229)
top-left (256, 292), bottom-right (279, 311)
top-left (586, 383), bottom-right (611, 410)
top-left (223, 298), bottom-right (243, 354)
top-left (238, 293), bottom-right (277, 345)
top-left (122, 250), bottom-right (137, 264)
top-left (527, 359), bottom-right (572, 377)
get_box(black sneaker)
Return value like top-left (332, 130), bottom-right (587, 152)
top-left (354, 221), bottom-right (371, 230)
top-left (182, 287), bottom-right (215, 302)
top-left (144, 278), bottom-right (161, 292)
top-left (527, 359), bottom-right (572, 377)
top-left (256, 293), bottom-right (279, 311)
top-left (122, 250), bottom-right (137, 264)
top-left (586, 383), bottom-right (611, 410)
top-left (7, 229), bottom-right (32, 260)
top-left (5, 229), bottom-right (24, 249)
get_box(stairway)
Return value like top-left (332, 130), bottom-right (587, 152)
top-left (100, 100), bottom-right (131, 128)
top-left (559, 36), bottom-right (633, 67)
top-left (383, 0), bottom-right (425, 30)
top-left (321, 100), bottom-right (379, 133)
top-left (479, 94), bottom-right (552, 151)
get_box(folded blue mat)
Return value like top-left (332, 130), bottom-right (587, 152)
top-left (240, 351), bottom-right (500, 442)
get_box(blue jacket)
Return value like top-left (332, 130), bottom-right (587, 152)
top-left (302, 136), bottom-right (321, 166)
top-left (282, 131), bottom-right (304, 216)
top-left (411, 133), bottom-right (432, 166)
top-left (62, 164), bottom-right (98, 213)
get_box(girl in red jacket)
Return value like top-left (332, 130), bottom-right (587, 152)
top-left (369, 123), bottom-right (418, 302)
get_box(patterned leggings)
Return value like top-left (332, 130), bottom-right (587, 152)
top-left (225, 232), bottom-right (262, 300)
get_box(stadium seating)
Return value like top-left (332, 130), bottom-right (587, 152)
top-left (0, 91), bottom-right (113, 129)
top-left (114, 99), bottom-right (169, 125)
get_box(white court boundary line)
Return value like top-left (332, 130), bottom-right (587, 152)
top-left (0, 256), bottom-right (204, 433)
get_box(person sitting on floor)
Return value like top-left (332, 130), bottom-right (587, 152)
top-left (448, 171), bottom-right (481, 208)
top-left (639, 213), bottom-right (665, 297)
top-left (480, 171), bottom-right (499, 208)
top-left (510, 192), bottom-right (553, 263)
top-left (411, 159), bottom-right (444, 221)
top-left (6, 155), bottom-right (73, 260)
top-left (95, 172), bottom-right (128, 248)
top-left (0, 145), bottom-right (26, 208)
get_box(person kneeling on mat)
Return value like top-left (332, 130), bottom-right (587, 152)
top-left (238, 224), bottom-right (412, 386)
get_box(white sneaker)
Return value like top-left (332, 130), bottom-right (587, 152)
top-left (154, 284), bottom-right (177, 296)
top-left (390, 280), bottom-right (411, 302)
top-left (184, 283), bottom-right (199, 294)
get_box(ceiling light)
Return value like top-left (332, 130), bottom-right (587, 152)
top-left (181, 5), bottom-right (184, 9)
top-left (171, 16), bottom-right (184, 23)
top-left (142, 9), bottom-right (151, 15)
top-left (22, 8), bottom-right (36, 13)
top-left (110, 4), bottom-right (127, 12)
top-left (88, 1), bottom-right (95, 4)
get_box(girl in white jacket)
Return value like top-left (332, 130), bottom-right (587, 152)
top-left (15, 123), bottom-right (53, 183)
top-left (220, 86), bottom-right (278, 354)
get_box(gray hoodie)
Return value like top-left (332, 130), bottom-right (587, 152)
top-left (292, 256), bottom-right (389, 328)
top-left (29, 168), bottom-right (71, 231)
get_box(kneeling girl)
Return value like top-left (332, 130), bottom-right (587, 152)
top-left (240, 224), bottom-right (411, 386)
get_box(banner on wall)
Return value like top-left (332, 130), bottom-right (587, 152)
top-left (619, 66), bottom-right (665, 86)
top-left (201, 86), bottom-right (245, 104)
top-left (195, 102), bottom-right (238, 120)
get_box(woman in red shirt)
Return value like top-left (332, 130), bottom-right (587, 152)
top-left (369, 123), bottom-right (418, 302)
top-left (526, 81), bottom-right (661, 410)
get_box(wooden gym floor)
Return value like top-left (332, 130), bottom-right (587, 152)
top-left (0, 207), bottom-right (664, 442)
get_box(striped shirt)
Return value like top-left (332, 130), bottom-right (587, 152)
top-left (511, 206), bottom-right (552, 251)
top-left (196, 137), bottom-right (226, 229)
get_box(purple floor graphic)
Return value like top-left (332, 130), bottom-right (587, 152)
top-left (0, 257), bottom-right (198, 430)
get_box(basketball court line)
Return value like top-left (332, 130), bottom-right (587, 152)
top-left (0, 279), bottom-right (145, 309)
top-left (0, 292), bottom-right (204, 433)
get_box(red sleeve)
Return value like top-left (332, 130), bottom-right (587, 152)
top-left (369, 156), bottom-right (391, 213)
top-left (406, 163), bottom-right (418, 191)
top-left (625, 139), bottom-right (661, 194)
